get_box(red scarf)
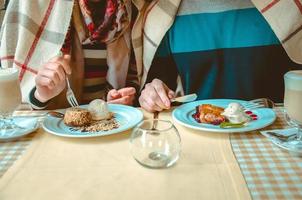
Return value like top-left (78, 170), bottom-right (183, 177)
top-left (79, 0), bottom-right (129, 44)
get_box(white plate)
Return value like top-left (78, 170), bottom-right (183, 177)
top-left (0, 117), bottom-right (39, 141)
top-left (172, 99), bottom-right (276, 133)
top-left (42, 104), bottom-right (143, 138)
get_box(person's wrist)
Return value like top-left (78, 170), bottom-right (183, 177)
top-left (34, 90), bottom-right (50, 103)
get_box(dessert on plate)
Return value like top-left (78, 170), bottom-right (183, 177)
top-left (87, 99), bottom-right (113, 120)
top-left (193, 104), bottom-right (226, 125)
top-left (192, 102), bottom-right (256, 128)
top-left (63, 99), bottom-right (119, 132)
top-left (222, 103), bottom-right (251, 124)
top-left (64, 107), bottom-right (92, 127)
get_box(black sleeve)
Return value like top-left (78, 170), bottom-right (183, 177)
top-left (144, 32), bottom-right (178, 90)
top-left (29, 87), bottom-right (50, 109)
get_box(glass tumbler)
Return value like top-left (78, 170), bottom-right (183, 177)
top-left (130, 119), bottom-right (181, 168)
top-left (282, 70), bottom-right (302, 152)
top-left (0, 68), bottom-right (22, 135)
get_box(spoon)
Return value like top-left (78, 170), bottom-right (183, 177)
top-left (47, 111), bottom-right (64, 118)
top-left (265, 131), bottom-right (296, 141)
top-left (14, 111), bottom-right (64, 119)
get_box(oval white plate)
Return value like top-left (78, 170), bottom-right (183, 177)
top-left (42, 104), bottom-right (143, 138)
top-left (172, 99), bottom-right (276, 133)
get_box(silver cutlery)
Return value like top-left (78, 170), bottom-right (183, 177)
top-left (151, 111), bottom-right (159, 131)
top-left (265, 131), bottom-right (296, 142)
top-left (244, 98), bottom-right (277, 110)
top-left (14, 111), bottom-right (64, 119)
top-left (66, 78), bottom-right (79, 107)
top-left (151, 94), bottom-right (197, 131)
top-left (171, 93), bottom-right (197, 103)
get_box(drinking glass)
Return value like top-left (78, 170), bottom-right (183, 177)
top-left (0, 68), bottom-right (22, 135)
top-left (282, 70), bottom-right (302, 152)
top-left (130, 119), bottom-right (181, 168)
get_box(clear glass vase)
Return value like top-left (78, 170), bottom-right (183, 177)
top-left (130, 119), bottom-right (181, 168)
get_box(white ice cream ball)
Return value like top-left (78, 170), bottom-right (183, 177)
top-left (88, 99), bottom-right (111, 120)
top-left (222, 102), bottom-right (250, 124)
top-left (223, 102), bottom-right (244, 115)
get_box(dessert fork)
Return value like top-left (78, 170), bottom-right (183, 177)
top-left (244, 98), bottom-right (277, 110)
top-left (66, 78), bottom-right (79, 107)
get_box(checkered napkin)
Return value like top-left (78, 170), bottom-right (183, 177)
top-left (0, 110), bottom-right (44, 178)
top-left (230, 108), bottom-right (302, 200)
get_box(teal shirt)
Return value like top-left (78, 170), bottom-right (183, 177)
top-left (146, 6), bottom-right (301, 102)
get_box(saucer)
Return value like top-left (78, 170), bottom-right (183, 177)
top-left (0, 117), bottom-right (39, 141)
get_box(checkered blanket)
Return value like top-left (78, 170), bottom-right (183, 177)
top-left (0, 0), bottom-right (73, 103)
top-left (231, 108), bottom-right (302, 200)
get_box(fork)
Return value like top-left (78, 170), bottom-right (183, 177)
top-left (66, 78), bottom-right (79, 107)
top-left (244, 98), bottom-right (277, 110)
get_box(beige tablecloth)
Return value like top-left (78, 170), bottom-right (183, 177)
top-left (0, 110), bottom-right (251, 200)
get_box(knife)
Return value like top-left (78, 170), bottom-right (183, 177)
top-left (171, 93), bottom-right (197, 103)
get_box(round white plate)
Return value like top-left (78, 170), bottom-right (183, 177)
top-left (0, 117), bottom-right (39, 141)
top-left (42, 104), bottom-right (143, 138)
top-left (172, 99), bottom-right (276, 133)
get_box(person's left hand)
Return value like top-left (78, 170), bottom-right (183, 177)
top-left (107, 87), bottom-right (136, 105)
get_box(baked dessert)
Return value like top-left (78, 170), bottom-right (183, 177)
top-left (192, 104), bottom-right (225, 125)
top-left (64, 107), bottom-right (92, 127)
top-left (192, 102), bottom-right (255, 127)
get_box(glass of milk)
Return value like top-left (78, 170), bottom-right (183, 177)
top-left (0, 68), bottom-right (22, 134)
top-left (283, 70), bottom-right (302, 151)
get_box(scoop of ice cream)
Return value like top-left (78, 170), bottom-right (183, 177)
top-left (88, 99), bottom-right (112, 120)
top-left (222, 102), bottom-right (250, 124)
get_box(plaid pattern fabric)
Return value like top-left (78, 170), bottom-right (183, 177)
top-left (0, 0), bottom-right (74, 103)
top-left (231, 108), bottom-right (302, 200)
top-left (0, 110), bottom-right (44, 178)
top-left (252, 0), bottom-right (302, 64)
top-left (132, 0), bottom-right (182, 89)
top-left (0, 132), bottom-right (36, 178)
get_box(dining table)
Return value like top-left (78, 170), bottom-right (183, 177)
top-left (0, 106), bottom-right (301, 200)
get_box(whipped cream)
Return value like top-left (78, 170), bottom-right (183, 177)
top-left (222, 102), bottom-right (250, 124)
top-left (88, 99), bottom-right (112, 120)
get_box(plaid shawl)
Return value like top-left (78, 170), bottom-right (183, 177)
top-left (132, 0), bottom-right (302, 89)
top-left (0, 0), bottom-right (73, 103)
top-left (0, 0), bottom-right (132, 103)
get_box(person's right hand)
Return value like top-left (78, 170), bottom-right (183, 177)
top-left (35, 54), bottom-right (72, 102)
top-left (139, 79), bottom-right (175, 112)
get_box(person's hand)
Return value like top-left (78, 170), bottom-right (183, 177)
top-left (107, 87), bottom-right (136, 105)
top-left (139, 79), bottom-right (175, 112)
top-left (35, 54), bottom-right (72, 102)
